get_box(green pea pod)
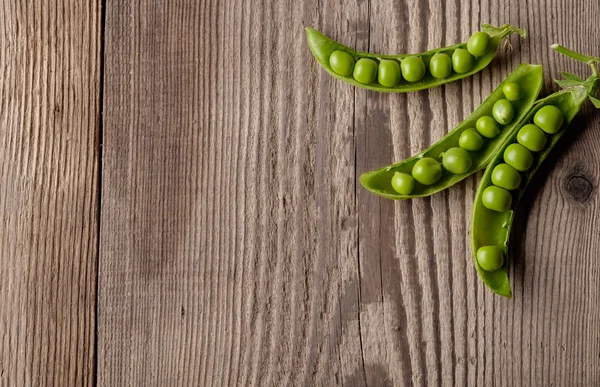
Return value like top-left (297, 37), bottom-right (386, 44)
top-left (471, 45), bottom-right (600, 298)
top-left (360, 63), bottom-right (543, 199)
top-left (306, 24), bottom-right (526, 92)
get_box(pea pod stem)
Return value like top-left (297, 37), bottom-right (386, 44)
top-left (551, 44), bottom-right (599, 106)
top-left (482, 24), bottom-right (527, 40)
top-left (551, 44), bottom-right (600, 87)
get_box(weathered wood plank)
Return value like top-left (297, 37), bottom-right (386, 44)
top-left (0, 0), bottom-right (101, 386)
top-left (99, 0), bottom-right (600, 385)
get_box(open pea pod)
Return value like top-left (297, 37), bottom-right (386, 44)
top-left (306, 24), bottom-right (526, 92)
top-left (360, 63), bottom-right (543, 199)
top-left (471, 45), bottom-right (600, 298)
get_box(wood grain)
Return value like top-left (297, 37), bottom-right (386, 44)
top-left (0, 0), bottom-right (101, 386)
top-left (97, 0), bottom-right (600, 386)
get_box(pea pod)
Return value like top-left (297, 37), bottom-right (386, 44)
top-left (471, 45), bottom-right (600, 298)
top-left (305, 24), bottom-right (526, 92)
top-left (360, 63), bottom-right (543, 199)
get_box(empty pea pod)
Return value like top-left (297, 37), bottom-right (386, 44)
top-left (359, 63), bottom-right (543, 199)
top-left (305, 24), bottom-right (526, 92)
top-left (471, 45), bottom-right (600, 298)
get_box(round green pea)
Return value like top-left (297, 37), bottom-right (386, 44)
top-left (391, 172), bottom-right (415, 195)
top-left (482, 186), bottom-right (513, 212)
top-left (492, 99), bottom-right (515, 125)
top-left (401, 56), bottom-right (426, 83)
top-left (377, 59), bottom-right (402, 87)
top-left (452, 48), bottom-right (474, 74)
top-left (476, 116), bottom-right (500, 138)
top-left (502, 82), bottom-right (522, 101)
top-left (503, 143), bottom-right (533, 172)
top-left (467, 31), bottom-right (490, 57)
top-left (442, 147), bottom-right (473, 174)
top-left (458, 128), bottom-right (484, 151)
top-left (353, 58), bottom-right (378, 85)
top-left (491, 163), bottom-right (522, 190)
top-left (412, 157), bottom-right (443, 185)
top-left (476, 246), bottom-right (505, 272)
top-left (517, 124), bottom-right (547, 152)
top-left (429, 53), bottom-right (452, 79)
top-left (533, 105), bottom-right (564, 134)
top-left (329, 50), bottom-right (355, 77)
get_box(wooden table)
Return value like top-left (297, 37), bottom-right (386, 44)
top-left (1, 0), bottom-right (599, 385)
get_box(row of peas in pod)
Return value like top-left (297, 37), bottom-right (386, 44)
top-left (390, 82), bottom-right (523, 195)
top-left (329, 32), bottom-right (491, 86)
top-left (475, 104), bottom-right (565, 273)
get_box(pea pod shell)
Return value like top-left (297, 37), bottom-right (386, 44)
top-left (306, 24), bottom-right (526, 92)
top-left (471, 86), bottom-right (590, 298)
top-left (360, 63), bottom-right (543, 199)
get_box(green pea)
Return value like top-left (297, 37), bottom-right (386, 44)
top-left (491, 163), bottom-right (522, 190)
top-left (391, 172), bottom-right (415, 195)
top-left (401, 56), bottom-right (426, 83)
top-left (482, 186), bottom-right (513, 212)
top-left (476, 116), bottom-right (500, 138)
top-left (503, 143), bottom-right (533, 172)
top-left (476, 246), bottom-right (504, 272)
top-left (467, 31), bottom-right (490, 57)
top-left (329, 50), bottom-right (355, 77)
top-left (377, 59), bottom-right (402, 87)
top-left (452, 48), bottom-right (474, 74)
top-left (517, 124), bottom-right (547, 152)
top-left (442, 147), bottom-right (473, 174)
top-left (533, 105), bottom-right (564, 134)
top-left (429, 53), bottom-right (452, 79)
top-left (412, 157), bottom-right (442, 185)
top-left (353, 58), bottom-right (378, 84)
top-left (458, 129), bottom-right (484, 151)
top-left (492, 99), bottom-right (515, 125)
top-left (502, 82), bottom-right (522, 101)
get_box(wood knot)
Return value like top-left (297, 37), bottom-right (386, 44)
top-left (565, 175), bottom-right (593, 203)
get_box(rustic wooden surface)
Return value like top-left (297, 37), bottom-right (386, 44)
top-left (0, 0), bottom-right (101, 386)
top-left (1, 0), bottom-right (600, 386)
